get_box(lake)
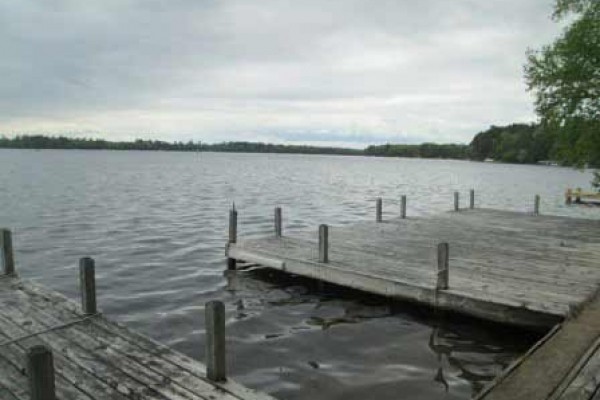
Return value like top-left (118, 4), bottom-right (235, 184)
top-left (0, 149), bottom-right (595, 399)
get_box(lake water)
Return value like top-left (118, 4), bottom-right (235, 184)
top-left (0, 149), bottom-right (596, 399)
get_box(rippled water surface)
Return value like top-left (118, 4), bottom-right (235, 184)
top-left (0, 149), bottom-right (596, 399)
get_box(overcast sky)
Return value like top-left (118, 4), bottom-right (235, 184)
top-left (0, 0), bottom-right (563, 147)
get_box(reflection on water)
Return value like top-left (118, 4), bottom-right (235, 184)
top-left (0, 150), bottom-right (592, 399)
top-left (225, 268), bottom-right (537, 399)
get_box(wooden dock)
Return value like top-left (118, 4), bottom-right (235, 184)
top-left (227, 195), bottom-right (600, 398)
top-left (475, 290), bottom-right (600, 400)
top-left (0, 232), bottom-right (276, 399)
top-left (227, 199), bottom-right (600, 330)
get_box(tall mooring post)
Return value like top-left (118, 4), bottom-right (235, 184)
top-left (534, 194), bottom-right (540, 215)
top-left (400, 195), bottom-right (407, 219)
top-left (436, 242), bottom-right (449, 290)
top-left (376, 198), bottom-right (383, 222)
top-left (319, 224), bottom-right (329, 263)
top-left (205, 300), bottom-right (226, 382)
top-left (469, 189), bottom-right (475, 209)
top-left (0, 228), bottom-right (15, 275)
top-left (454, 192), bottom-right (460, 211)
top-left (227, 205), bottom-right (238, 270)
top-left (274, 207), bottom-right (282, 237)
top-left (79, 257), bottom-right (97, 315)
top-left (27, 345), bottom-right (56, 400)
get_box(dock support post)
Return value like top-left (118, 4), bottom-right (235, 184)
top-left (469, 189), bottom-right (475, 209)
top-left (27, 345), bottom-right (56, 400)
top-left (205, 300), bottom-right (226, 382)
top-left (534, 194), bottom-right (540, 215)
top-left (400, 195), bottom-right (407, 219)
top-left (436, 243), bottom-right (449, 290)
top-left (454, 192), bottom-right (459, 211)
top-left (79, 257), bottom-right (97, 315)
top-left (0, 229), bottom-right (15, 275)
top-left (274, 207), bottom-right (282, 237)
top-left (319, 224), bottom-right (329, 263)
top-left (227, 205), bottom-right (238, 270)
top-left (376, 198), bottom-right (383, 222)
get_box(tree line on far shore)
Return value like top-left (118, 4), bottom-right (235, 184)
top-left (0, 135), bottom-right (361, 155)
top-left (2, 121), bottom-right (593, 167)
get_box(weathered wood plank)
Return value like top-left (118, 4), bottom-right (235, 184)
top-left (0, 277), bottom-right (277, 400)
top-left (554, 338), bottom-right (600, 399)
top-left (0, 294), bottom-right (231, 400)
top-left (477, 291), bottom-right (600, 400)
top-left (0, 327), bottom-right (96, 400)
top-left (228, 208), bottom-right (600, 329)
top-left (231, 237), bottom-right (578, 314)
top-left (0, 312), bottom-right (168, 400)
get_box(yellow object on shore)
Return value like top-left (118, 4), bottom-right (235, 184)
top-left (565, 188), bottom-right (600, 204)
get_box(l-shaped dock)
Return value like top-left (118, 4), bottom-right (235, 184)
top-left (227, 193), bottom-right (600, 398)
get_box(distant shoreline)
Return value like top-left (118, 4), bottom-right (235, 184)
top-left (0, 134), bottom-right (473, 160)
top-left (0, 129), bottom-right (586, 167)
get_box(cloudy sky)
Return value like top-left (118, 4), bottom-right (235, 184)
top-left (1, 0), bottom-right (563, 147)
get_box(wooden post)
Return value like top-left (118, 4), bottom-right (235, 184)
top-left (376, 198), bottom-right (383, 222)
top-left (566, 188), bottom-right (572, 205)
top-left (79, 257), bottom-right (97, 315)
top-left (27, 345), bottom-right (56, 400)
top-left (469, 189), bottom-right (475, 209)
top-left (534, 194), bottom-right (540, 215)
top-left (205, 300), bottom-right (226, 382)
top-left (400, 195), bottom-right (407, 219)
top-left (0, 229), bottom-right (15, 275)
top-left (319, 224), bottom-right (329, 263)
top-left (436, 243), bottom-right (449, 290)
top-left (227, 205), bottom-right (238, 270)
top-left (454, 192), bottom-right (459, 211)
top-left (274, 207), bottom-right (282, 237)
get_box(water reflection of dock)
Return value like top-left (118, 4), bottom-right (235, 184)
top-left (227, 193), bottom-right (600, 398)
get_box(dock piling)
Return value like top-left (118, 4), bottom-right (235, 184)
top-left (436, 243), bottom-right (449, 290)
top-left (274, 207), bottom-right (282, 237)
top-left (27, 345), bottom-right (56, 400)
top-left (454, 192), bottom-right (460, 211)
top-left (534, 195), bottom-right (540, 215)
top-left (376, 198), bottom-right (383, 222)
top-left (227, 205), bottom-right (238, 270)
top-left (470, 189), bottom-right (475, 209)
top-left (0, 229), bottom-right (15, 275)
top-left (401, 195), bottom-right (407, 219)
top-left (205, 300), bottom-right (226, 382)
top-left (79, 257), bottom-right (97, 315)
top-left (319, 224), bottom-right (329, 263)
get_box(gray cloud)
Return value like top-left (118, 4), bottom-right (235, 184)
top-left (0, 0), bottom-right (562, 145)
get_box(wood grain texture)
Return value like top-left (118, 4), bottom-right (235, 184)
top-left (477, 292), bottom-right (600, 400)
top-left (0, 277), bottom-right (277, 400)
top-left (228, 209), bottom-right (600, 329)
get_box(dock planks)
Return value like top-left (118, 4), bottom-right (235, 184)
top-left (0, 276), bottom-right (276, 400)
top-left (228, 208), bottom-right (600, 329)
top-left (476, 291), bottom-right (600, 400)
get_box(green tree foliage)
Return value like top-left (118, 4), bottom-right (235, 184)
top-left (524, 0), bottom-right (600, 167)
top-left (469, 123), bottom-right (556, 163)
top-left (364, 143), bottom-right (469, 159)
top-left (0, 135), bottom-right (362, 155)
